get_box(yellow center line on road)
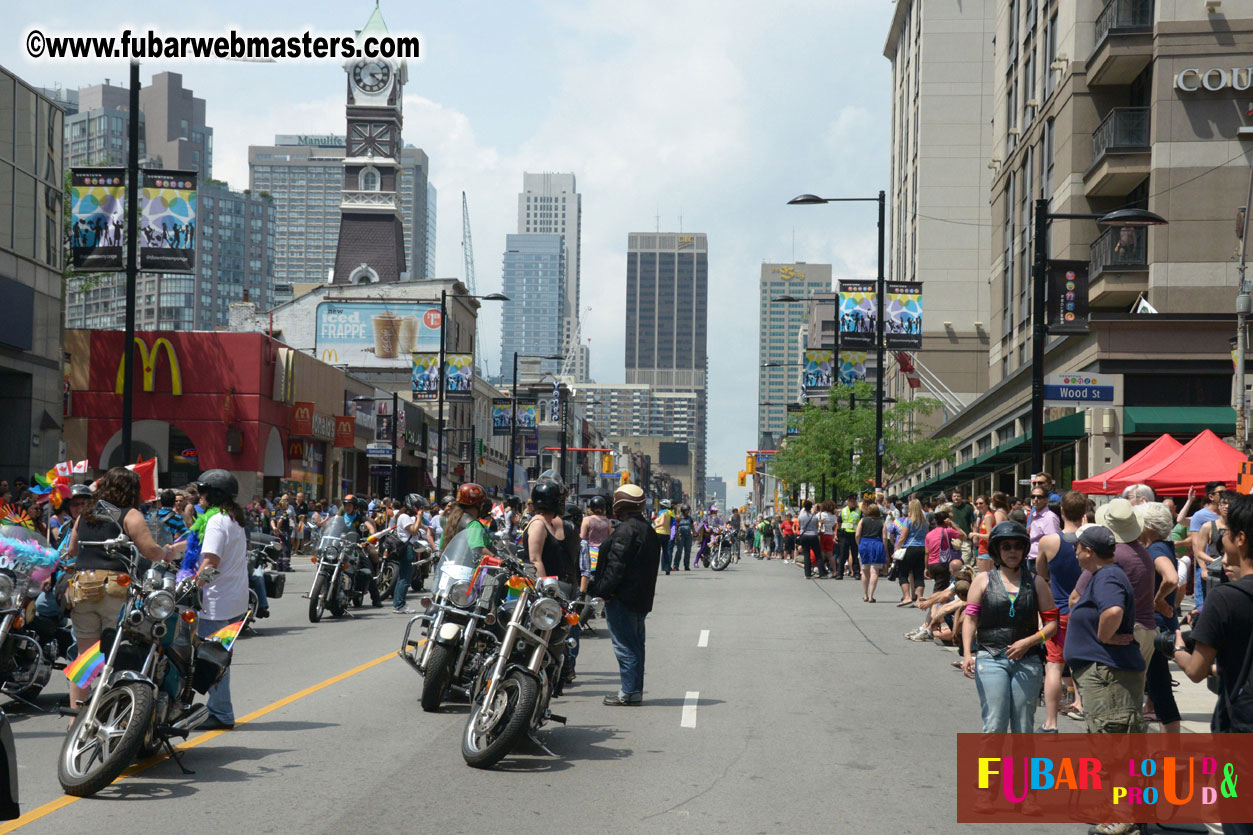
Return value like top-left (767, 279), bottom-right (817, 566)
top-left (0, 644), bottom-right (415, 833)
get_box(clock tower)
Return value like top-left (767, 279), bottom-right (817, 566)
top-left (331, 5), bottom-right (409, 284)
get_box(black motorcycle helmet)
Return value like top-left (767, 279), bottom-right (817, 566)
top-left (587, 494), bottom-right (608, 514)
top-left (531, 479), bottom-right (563, 514)
top-left (70, 483), bottom-right (93, 500)
top-left (403, 493), bottom-right (424, 511)
top-left (564, 500), bottom-right (583, 528)
top-left (537, 469), bottom-right (568, 499)
top-left (196, 469), bottom-right (239, 504)
top-left (987, 520), bottom-right (1030, 566)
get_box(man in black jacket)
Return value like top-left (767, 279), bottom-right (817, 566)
top-left (590, 484), bottom-right (660, 706)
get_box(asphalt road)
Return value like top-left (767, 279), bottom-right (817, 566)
top-left (0, 554), bottom-right (1081, 835)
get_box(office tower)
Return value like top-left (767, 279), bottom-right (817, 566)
top-left (0, 67), bottom-right (66, 482)
top-left (576, 384), bottom-right (698, 445)
top-left (518, 172), bottom-right (586, 380)
top-left (65, 181), bottom-right (275, 330)
top-left (500, 234), bottom-right (565, 380)
top-left (250, 138), bottom-right (434, 287)
top-left (884, 0), bottom-right (993, 415)
top-left (757, 263), bottom-right (831, 445)
top-left (625, 232), bottom-right (708, 503)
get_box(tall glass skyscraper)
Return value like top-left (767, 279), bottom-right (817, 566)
top-left (517, 173), bottom-right (585, 380)
top-left (625, 232), bottom-right (708, 503)
top-left (500, 234), bottom-right (565, 381)
top-left (757, 263), bottom-right (831, 446)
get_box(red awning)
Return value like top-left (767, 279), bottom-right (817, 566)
top-left (1101, 429), bottom-right (1244, 497)
top-left (1071, 434), bottom-right (1182, 496)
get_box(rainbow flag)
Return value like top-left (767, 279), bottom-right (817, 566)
top-left (64, 641), bottom-right (105, 688)
top-left (208, 620), bottom-right (244, 651)
top-left (589, 545), bottom-right (600, 572)
top-left (504, 577), bottom-right (526, 602)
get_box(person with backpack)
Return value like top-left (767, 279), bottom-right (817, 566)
top-left (795, 500), bottom-right (826, 579)
top-left (1170, 493), bottom-right (1253, 798)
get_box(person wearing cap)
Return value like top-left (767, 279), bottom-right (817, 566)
top-left (589, 484), bottom-right (660, 706)
top-left (1063, 524), bottom-right (1145, 737)
top-left (652, 500), bottom-right (676, 575)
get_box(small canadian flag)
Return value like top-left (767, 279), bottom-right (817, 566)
top-left (54, 461), bottom-right (71, 477)
top-left (71, 460), bottom-right (88, 474)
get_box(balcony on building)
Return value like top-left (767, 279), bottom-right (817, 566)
top-left (1087, 0), bottom-right (1154, 86)
top-left (1084, 107), bottom-right (1150, 197)
top-left (1089, 224), bottom-right (1148, 307)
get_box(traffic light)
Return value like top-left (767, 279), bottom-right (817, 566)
top-left (737, 471), bottom-right (747, 487)
top-left (745, 455), bottom-right (756, 475)
top-left (601, 453), bottom-right (613, 473)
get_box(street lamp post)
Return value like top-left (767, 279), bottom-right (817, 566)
top-left (506, 352), bottom-right (563, 496)
top-left (434, 290), bottom-right (508, 497)
top-left (1028, 203), bottom-right (1166, 474)
top-left (788, 191), bottom-right (887, 487)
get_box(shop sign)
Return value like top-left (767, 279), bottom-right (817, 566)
top-left (290, 401), bottom-right (315, 436)
top-left (1174, 67), bottom-right (1253, 93)
top-left (334, 416), bottom-right (355, 448)
top-left (287, 439), bottom-right (306, 460)
top-left (311, 412), bottom-right (336, 441)
top-left (366, 442), bottom-right (394, 459)
top-left (114, 336), bottom-right (182, 396)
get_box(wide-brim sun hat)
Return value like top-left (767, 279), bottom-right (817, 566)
top-left (1095, 498), bottom-right (1143, 544)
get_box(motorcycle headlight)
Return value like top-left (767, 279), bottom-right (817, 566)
top-left (0, 574), bottom-right (15, 610)
top-left (145, 590), bottom-right (176, 621)
top-left (530, 598), bottom-right (563, 631)
top-left (448, 580), bottom-right (474, 609)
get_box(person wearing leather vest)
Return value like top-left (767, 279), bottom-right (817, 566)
top-left (960, 521), bottom-right (1059, 732)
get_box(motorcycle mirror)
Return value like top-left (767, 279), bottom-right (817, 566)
top-left (93, 500), bottom-right (122, 525)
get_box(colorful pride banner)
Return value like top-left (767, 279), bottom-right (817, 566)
top-left (884, 281), bottom-right (922, 349)
top-left (69, 168), bottom-right (126, 271)
top-left (139, 169), bottom-right (196, 273)
top-left (802, 349), bottom-right (834, 394)
top-left (838, 350), bottom-right (868, 384)
top-left (839, 280), bottom-right (877, 349)
top-left (491, 398), bottom-right (512, 436)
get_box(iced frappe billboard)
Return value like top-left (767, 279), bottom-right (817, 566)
top-left (314, 302), bottom-right (442, 367)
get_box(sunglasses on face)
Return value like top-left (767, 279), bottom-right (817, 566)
top-left (1000, 542), bottom-right (1026, 552)
top-left (1032, 494), bottom-right (1047, 500)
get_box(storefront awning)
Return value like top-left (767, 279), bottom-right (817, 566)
top-left (907, 413), bottom-right (1086, 495)
top-left (1123, 406), bottom-right (1235, 436)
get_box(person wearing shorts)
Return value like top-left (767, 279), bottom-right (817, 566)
top-left (925, 508), bottom-right (964, 594)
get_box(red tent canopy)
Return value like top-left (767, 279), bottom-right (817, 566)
top-left (1104, 429), bottom-right (1243, 497)
top-left (1071, 434), bottom-right (1182, 496)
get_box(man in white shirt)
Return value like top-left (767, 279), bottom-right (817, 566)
top-left (195, 470), bottom-right (250, 731)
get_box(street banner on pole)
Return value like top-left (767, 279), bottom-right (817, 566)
top-left (839, 280), bottom-right (877, 348)
top-left (491, 398), bottom-right (512, 436)
top-left (69, 168), bottom-right (126, 270)
top-left (1047, 260), bottom-right (1090, 334)
top-left (885, 281), bottom-right (922, 349)
top-left (411, 352), bottom-right (440, 399)
top-left (838, 350), bottom-right (868, 384)
top-left (445, 353), bottom-right (474, 401)
top-left (516, 402), bottom-right (538, 435)
top-left (786, 403), bottom-right (802, 436)
top-left (139, 170), bottom-right (196, 273)
top-left (803, 349), bottom-right (834, 394)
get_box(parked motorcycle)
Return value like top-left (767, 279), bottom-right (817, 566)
top-left (461, 553), bottom-right (577, 769)
top-left (57, 501), bottom-right (233, 798)
top-left (245, 533), bottom-right (284, 630)
top-left (400, 529), bottom-right (502, 712)
top-left (307, 516), bottom-right (371, 623)
top-left (0, 528), bottom-right (70, 703)
top-left (709, 528), bottom-right (736, 571)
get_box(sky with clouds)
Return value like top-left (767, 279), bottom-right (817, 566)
top-left (8, 0), bottom-right (894, 506)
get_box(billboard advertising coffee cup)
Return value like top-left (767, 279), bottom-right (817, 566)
top-left (397, 315), bottom-right (420, 355)
top-left (372, 313), bottom-right (400, 359)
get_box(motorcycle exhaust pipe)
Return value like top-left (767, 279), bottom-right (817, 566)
top-left (171, 704), bottom-right (209, 732)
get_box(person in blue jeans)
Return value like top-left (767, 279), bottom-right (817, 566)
top-left (589, 484), bottom-right (660, 706)
top-left (674, 507), bottom-right (694, 570)
top-left (960, 521), bottom-right (1059, 732)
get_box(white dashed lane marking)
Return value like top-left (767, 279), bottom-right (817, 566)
top-left (698, 629), bottom-right (709, 647)
top-left (681, 691), bottom-right (699, 728)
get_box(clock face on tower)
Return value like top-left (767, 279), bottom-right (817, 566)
top-left (352, 59), bottom-right (391, 94)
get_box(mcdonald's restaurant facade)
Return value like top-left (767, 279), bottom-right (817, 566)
top-left (62, 329), bottom-right (430, 500)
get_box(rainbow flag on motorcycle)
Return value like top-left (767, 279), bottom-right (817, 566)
top-left (504, 576), bottom-right (526, 602)
top-left (64, 640), bottom-right (105, 688)
top-left (207, 620), bottom-right (244, 651)
top-left (589, 545), bottom-right (600, 572)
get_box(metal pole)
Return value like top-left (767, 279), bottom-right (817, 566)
top-left (390, 390), bottom-right (398, 499)
top-left (121, 61), bottom-right (140, 463)
top-left (873, 190), bottom-right (886, 488)
top-left (1235, 164), bottom-right (1253, 452)
top-left (559, 385), bottom-right (569, 486)
top-left (507, 351), bottom-right (518, 495)
top-left (1030, 198), bottom-right (1049, 475)
top-left (470, 424), bottom-right (476, 483)
top-left (436, 289), bottom-right (447, 496)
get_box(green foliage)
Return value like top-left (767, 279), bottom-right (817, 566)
top-left (772, 382), bottom-right (954, 498)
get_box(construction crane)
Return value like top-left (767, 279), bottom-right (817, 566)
top-left (559, 306), bottom-right (589, 383)
top-left (461, 192), bottom-right (482, 374)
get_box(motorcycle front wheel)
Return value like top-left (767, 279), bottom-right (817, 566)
top-left (377, 562), bottom-right (397, 600)
top-left (461, 670), bottom-right (538, 769)
top-left (420, 643), bottom-right (454, 713)
top-left (711, 546), bottom-right (733, 571)
top-left (58, 683), bottom-right (154, 797)
top-left (309, 576), bottom-right (327, 623)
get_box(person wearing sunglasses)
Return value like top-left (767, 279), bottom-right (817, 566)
top-left (1032, 473), bottom-right (1062, 504)
top-left (1192, 485), bottom-right (1230, 617)
top-left (1027, 489), bottom-right (1060, 567)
